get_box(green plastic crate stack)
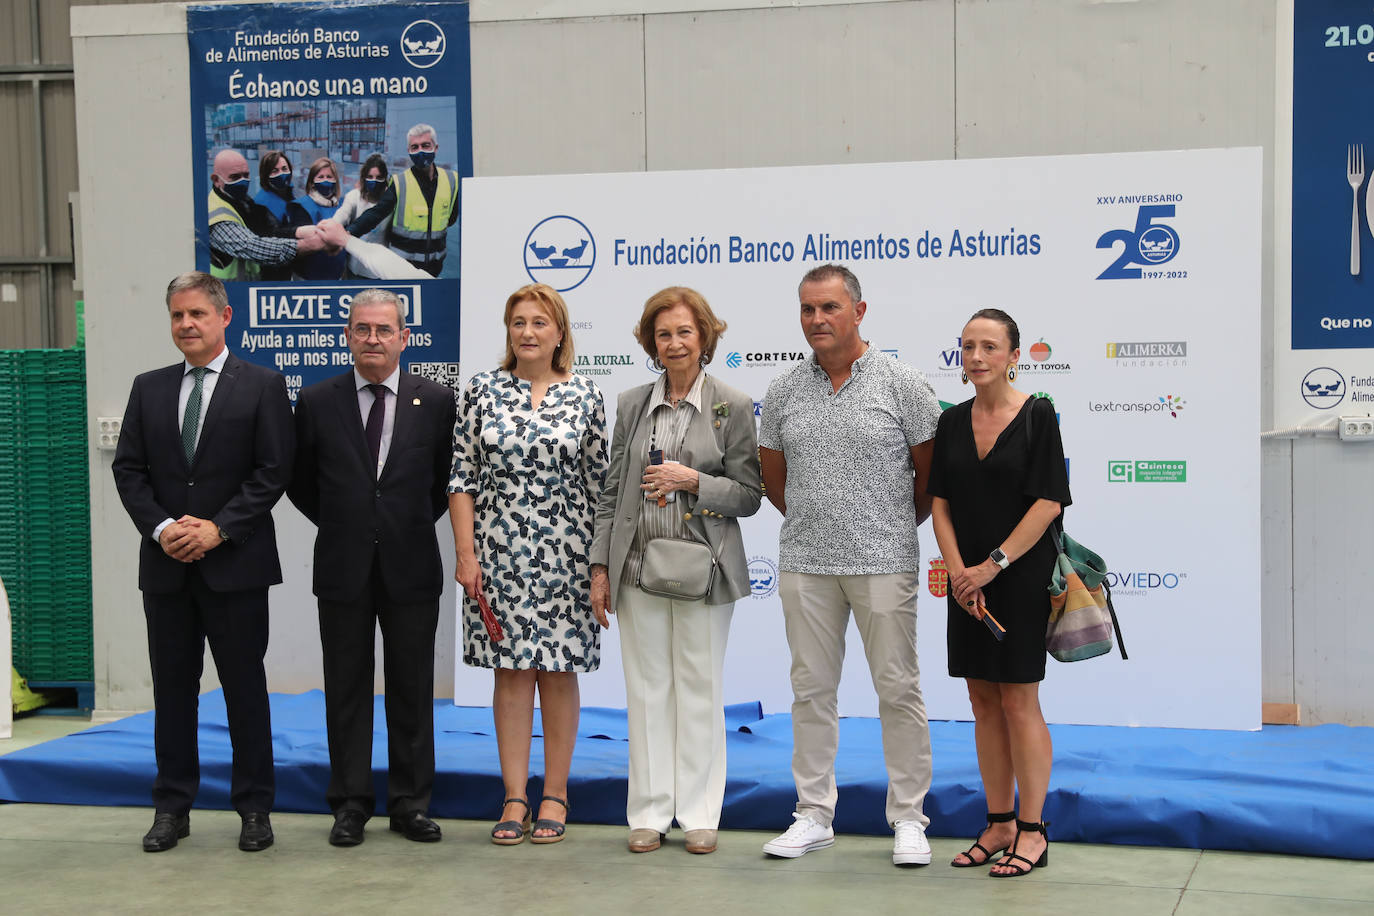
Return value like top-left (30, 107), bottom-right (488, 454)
top-left (0, 348), bottom-right (94, 681)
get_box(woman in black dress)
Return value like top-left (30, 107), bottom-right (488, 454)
top-left (928, 309), bottom-right (1070, 878)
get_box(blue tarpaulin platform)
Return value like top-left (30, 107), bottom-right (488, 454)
top-left (2, 690), bottom-right (1370, 859)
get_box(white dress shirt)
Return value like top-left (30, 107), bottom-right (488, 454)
top-left (152, 346), bottom-right (230, 541)
top-left (355, 366), bottom-right (400, 478)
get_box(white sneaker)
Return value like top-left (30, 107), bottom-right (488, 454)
top-left (762, 813), bottom-right (834, 858)
top-left (892, 819), bottom-right (932, 865)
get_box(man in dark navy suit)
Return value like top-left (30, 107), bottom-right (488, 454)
top-left (112, 271), bottom-right (294, 853)
top-left (288, 288), bottom-right (456, 847)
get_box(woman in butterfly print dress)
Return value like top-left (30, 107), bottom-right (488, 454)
top-left (449, 283), bottom-right (608, 845)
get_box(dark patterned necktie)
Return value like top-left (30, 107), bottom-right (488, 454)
top-left (365, 383), bottom-right (387, 473)
top-left (181, 366), bottom-right (208, 463)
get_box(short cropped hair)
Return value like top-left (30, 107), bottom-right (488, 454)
top-left (165, 271), bottom-right (228, 313)
top-left (407, 123), bottom-right (437, 144)
top-left (350, 288), bottom-right (408, 330)
top-left (633, 286), bottom-right (727, 367)
top-left (500, 283), bottom-right (574, 373)
top-left (798, 263), bottom-right (862, 306)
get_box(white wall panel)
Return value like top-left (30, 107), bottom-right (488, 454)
top-left (1259, 438), bottom-right (1293, 705)
top-left (644, 2), bottom-right (955, 170)
top-left (955, 0), bottom-right (1275, 159)
top-left (471, 16), bottom-right (647, 176)
top-left (1291, 436), bottom-right (1374, 726)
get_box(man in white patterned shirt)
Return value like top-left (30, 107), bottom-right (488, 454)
top-left (757, 263), bottom-right (941, 867)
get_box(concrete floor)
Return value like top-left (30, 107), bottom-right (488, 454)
top-left (3, 716), bottom-right (1373, 915)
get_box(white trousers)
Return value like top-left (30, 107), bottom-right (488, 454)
top-left (617, 587), bottom-right (734, 833)
top-left (780, 571), bottom-right (931, 828)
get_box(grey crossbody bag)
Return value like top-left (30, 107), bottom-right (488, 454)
top-left (636, 525), bottom-right (723, 602)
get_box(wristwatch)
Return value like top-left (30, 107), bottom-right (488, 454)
top-left (989, 548), bottom-right (1009, 570)
top-left (217, 526), bottom-right (232, 544)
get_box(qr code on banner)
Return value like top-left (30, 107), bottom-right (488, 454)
top-left (409, 362), bottom-right (462, 391)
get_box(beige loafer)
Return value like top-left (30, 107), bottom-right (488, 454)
top-left (684, 829), bottom-right (717, 854)
top-left (628, 828), bottom-right (664, 853)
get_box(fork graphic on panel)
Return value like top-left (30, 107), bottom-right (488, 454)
top-left (1349, 144), bottom-right (1365, 276)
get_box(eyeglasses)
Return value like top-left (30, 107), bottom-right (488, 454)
top-left (350, 324), bottom-right (399, 341)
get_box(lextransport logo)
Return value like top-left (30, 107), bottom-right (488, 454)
top-left (1087, 395), bottom-right (1185, 418)
top-left (523, 215), bottom-right (595, 292)
top-left (1105, 340), bottom-right (1188, 368)
top-left (400, 20), bottom-right (446, 69)
top-left (1107, 460), bottom-right (1187, 483)
top-left (749, 556), bottom-right (779, 599)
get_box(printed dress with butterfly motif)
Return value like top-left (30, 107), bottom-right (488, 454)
top-left (450, 369), bottom-right (609, 671)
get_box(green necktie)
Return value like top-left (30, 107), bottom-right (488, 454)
top-left (182, 366), bottom-right (208, 463)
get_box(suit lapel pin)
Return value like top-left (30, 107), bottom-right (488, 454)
top-left (714, 420), bottom-right (721, 428)
top-left (413, 398), bottom-right (421, 406)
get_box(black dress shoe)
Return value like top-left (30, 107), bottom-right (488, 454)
top-left (142, 812), bottom-right (190, 852)
top-left (238, 812), bottom-right (274, 852)
top-left (389, 811), bottom-right (442, 843)
top-left (329, 810), bottom-right (367, 847)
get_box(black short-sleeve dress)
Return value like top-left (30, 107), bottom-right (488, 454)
top-left (927, 396), bottom-right (1072, 683)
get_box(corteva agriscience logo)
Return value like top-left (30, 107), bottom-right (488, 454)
top-left (1107, 460), bottom-right (1187, 483)
top-left (1095, 201), bottom-right (1184, 280)
top-left (1105, 341), bottom-right (1188, 368)
top-left (723, 350), bottom-right (808, 368)
top-left (400, 20), bottom-right (446, 68)
top-left (1018, 338), bottom-right (1070, 375)
top-left (1087, 395), bottom-right (1185, 418)
top-left (524, 216), bottom-right (595, 292)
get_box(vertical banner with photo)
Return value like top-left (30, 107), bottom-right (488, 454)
top-left (187, 1), bottom-right (472, 401)
top-left (1282, 0), bottom-right (1374, 424)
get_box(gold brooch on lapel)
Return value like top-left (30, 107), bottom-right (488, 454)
top-left (413, 398), bottom-right (421, 406)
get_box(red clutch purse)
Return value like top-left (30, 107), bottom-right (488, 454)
top-left (475, 589), bottom-right (505, 642)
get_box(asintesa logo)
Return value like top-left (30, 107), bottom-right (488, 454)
top-left (1107, 460), bottom-right (1187, 483)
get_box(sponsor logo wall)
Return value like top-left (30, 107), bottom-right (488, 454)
top-left (1281, 1), bottom-right (1374, 424)
top-left (461, 149), bottom-right (1262, 729)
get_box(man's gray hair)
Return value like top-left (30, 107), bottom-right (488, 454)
top-left (349, 288), bottom-right (409, 329)
top-left (798, 263), bottom-right (862, 306)
top-left (406, 123), bottom-right (437, 144)
top-left (165, 271), bottom-right (228, 313)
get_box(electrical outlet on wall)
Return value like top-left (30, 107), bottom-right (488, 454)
top-left (97, 416), bottom-right (122, 450)
top-left (1337, 415), bottom-right (1374, 441)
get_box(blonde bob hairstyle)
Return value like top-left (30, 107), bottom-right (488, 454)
top-left (633, 286), bottom-right (727, 367)
top-left (500, 283), bottom-right (575, 373)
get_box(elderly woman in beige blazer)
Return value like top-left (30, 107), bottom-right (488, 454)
top-left (590, 286), bottom-right (762, 856)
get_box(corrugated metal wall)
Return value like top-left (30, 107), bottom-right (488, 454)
top-left (0, 0), bottom-right (145, 349)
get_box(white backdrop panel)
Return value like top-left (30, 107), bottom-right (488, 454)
top-left (459, 148), bottom-right (1262, 729)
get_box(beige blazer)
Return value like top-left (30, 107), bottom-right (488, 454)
top-left (590, 373), bottom-right (762, 607)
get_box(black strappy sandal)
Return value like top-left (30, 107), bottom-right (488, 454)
top-left (530, 796), bottom-right (569, 845)
top-left (950, 810), bottom-right (1014, 867)
top-left (490, 797), bottom-right (531, 846)
top-left (989, 819), bottom-right (1049, 878)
